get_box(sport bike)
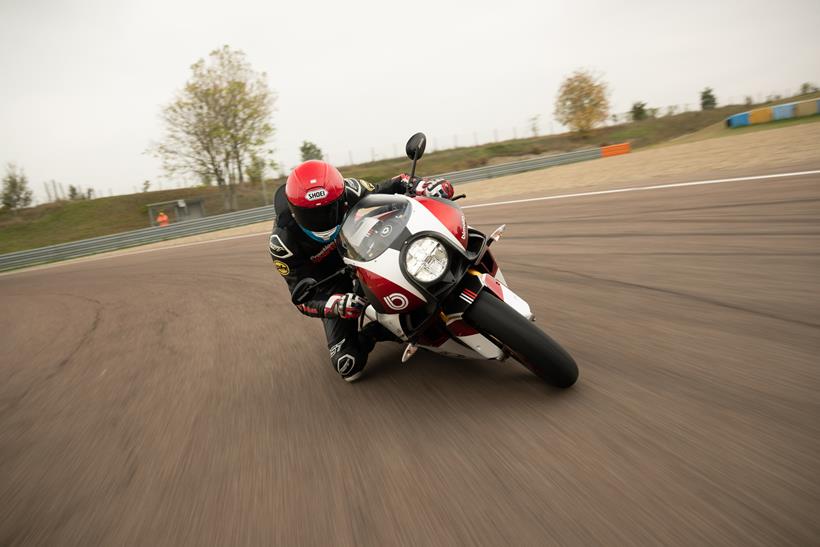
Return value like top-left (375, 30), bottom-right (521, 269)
top-left (292, 133), bottom-right (578, 387)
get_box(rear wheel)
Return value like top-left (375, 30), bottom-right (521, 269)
top-left (464, 291), bottom-right (578, 387)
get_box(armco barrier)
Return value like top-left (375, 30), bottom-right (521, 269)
top-left (0, 205), bottom-right (279, 272)
top-left (0, 144), bottom-right (623, 271)
top-left (438, 147), bottom-right (602, 184)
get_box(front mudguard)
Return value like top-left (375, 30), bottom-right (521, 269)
top-left (441, 271), bottom-right (533, 321)
top-left (437, 271), bottom-right (533, 360)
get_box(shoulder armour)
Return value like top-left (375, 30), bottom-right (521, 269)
top-left (344, 178), bottom-right (363, 197)
top-left (268, 227), bottom-right (298, 260)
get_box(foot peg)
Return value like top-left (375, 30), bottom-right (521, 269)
top-left (401, 343), bottom-right (418, 363)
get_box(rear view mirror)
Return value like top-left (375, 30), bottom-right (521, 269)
top-left (405, 132), bottom-right (427, 161)
top-left (291, 278), bottom-right (317, 305)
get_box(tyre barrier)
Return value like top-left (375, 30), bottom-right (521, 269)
top-left (726, 98), bottom-right (819, 128)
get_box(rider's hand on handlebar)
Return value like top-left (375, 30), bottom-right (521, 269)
top-left (391, 173), bottom-right (454, 200)
top-left (324, 293), bottom-right (367, 320)
top-left (390, 173), bottom-right (419, 193)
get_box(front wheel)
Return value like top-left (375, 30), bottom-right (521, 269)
top-left (464, 291), bottom-right (578, 387)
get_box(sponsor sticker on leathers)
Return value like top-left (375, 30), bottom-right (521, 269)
top-left (274, 260), bottom-right (290, 276)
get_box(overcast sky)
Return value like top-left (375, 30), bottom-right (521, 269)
top-left (1, 0), bottom-right (818, 201)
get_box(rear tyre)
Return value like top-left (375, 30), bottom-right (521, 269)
top-left (464, 291), bottom-right (578, 387)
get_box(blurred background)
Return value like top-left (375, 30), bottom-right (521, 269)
top-left (1, 1), bottom-right (819, 545)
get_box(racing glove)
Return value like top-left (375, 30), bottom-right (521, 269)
top-left (390, 173), bottom-right (417, 192)
top-left (414, 177), bottom-right (455, 200)
top-left (390, 173), bottom-right (455, 199)
top-left (324, 293), bottom-right (367, 320)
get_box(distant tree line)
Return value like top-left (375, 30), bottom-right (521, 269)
top-left (6, 48), bottom-right (820, 215)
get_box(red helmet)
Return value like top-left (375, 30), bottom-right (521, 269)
top-left (285, 160), bottom-right (347, 238)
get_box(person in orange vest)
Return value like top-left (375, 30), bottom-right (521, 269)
top-left (156, 210), bottom-right (169, 227)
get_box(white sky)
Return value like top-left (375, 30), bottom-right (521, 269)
top-left (1, 0), bottom-right (818, 201)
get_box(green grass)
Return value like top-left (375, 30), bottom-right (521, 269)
top-left (0, 185), bottom-right (273, 254)
top-left (0, 98), bottom-right (799, 254)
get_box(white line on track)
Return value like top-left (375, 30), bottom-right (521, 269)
top-left (4, 168), bottom-right (819, 276)
top-left (461, 169), bottom-right (820, 209)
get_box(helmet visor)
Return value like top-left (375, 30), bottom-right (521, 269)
top-left (290, 198), bottom-right (346, 232)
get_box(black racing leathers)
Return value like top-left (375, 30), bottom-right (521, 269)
top-left (269, 177), bottom-right (406, 377)
top-left (269, 176), bottom-right (405, 316)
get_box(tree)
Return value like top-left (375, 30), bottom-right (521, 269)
top-left (300, 141), bottom-right (324, 162)
top-left (630, 101), bottom-right (648, 121)
top-left (246, 153), bottom-right (267, 185)
top-left (700, 87), bottom-right (717, 110)
top-left (142, 180), bottom-right (151, 192)
top-left (66, 185), bottom-right (92, 200)
top-left (554, 69), bottom-right (610, 134)
top-left (1, 163), bottom-right (33, 211)
top-left (529, 115), bottom-right (540, 137)
top-left (744, 96), bottom-right (753, 106)
top-left (153, 45), bottom-right (276, 211)
top-left (800, 82), bottom-right (819, 95)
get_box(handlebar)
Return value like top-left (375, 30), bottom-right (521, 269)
top-left (291, 266), bottom-right (354, 305)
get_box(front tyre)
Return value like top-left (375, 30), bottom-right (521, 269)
top-left (464, 291), bottom-right (578, 387)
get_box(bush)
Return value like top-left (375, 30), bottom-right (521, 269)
top-left (700, 88), bottom-right (717, 110)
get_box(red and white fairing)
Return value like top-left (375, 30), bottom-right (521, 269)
top-left (342, 194), bottom-right (533, 362)
top-left (342, 195), bottom-right (466, 314)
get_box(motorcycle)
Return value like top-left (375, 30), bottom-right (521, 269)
top-left (291, 133), bottom-right (578, 387)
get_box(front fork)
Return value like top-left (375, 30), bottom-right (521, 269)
top-left (434, 270), bottom-right (534, 360)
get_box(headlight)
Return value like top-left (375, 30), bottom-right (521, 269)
top-left (404, 237), bottom-right (449, 283)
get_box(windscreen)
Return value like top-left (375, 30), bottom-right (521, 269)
top-left (340, 195), bottom-right (412, 262)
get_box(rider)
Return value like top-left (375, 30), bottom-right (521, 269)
top-left (270, 160), bottom-right (454, 382)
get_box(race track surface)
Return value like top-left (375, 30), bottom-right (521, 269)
top-left (2, 169), bottom-right (819, 545)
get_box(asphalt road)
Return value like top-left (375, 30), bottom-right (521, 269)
top-left (2, 169), bottom-right (819, 546)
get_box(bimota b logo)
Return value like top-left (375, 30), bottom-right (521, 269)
top-left (305, 188), bottom-right (328, 201)
top-left (384, 293), bottom-right (409, 311)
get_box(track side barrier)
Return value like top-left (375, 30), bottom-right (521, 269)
top-left (726, 97), bottom-right (819, 128)
top-left (601, 143), bottom-right (631, 157)
top-left (0, 143), bottom-right (630, 271)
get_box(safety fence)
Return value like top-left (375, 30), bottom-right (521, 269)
top-left (0, 143), bottom-right (630, 272)
top-left (725, 98), bottom-right (820, 128)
